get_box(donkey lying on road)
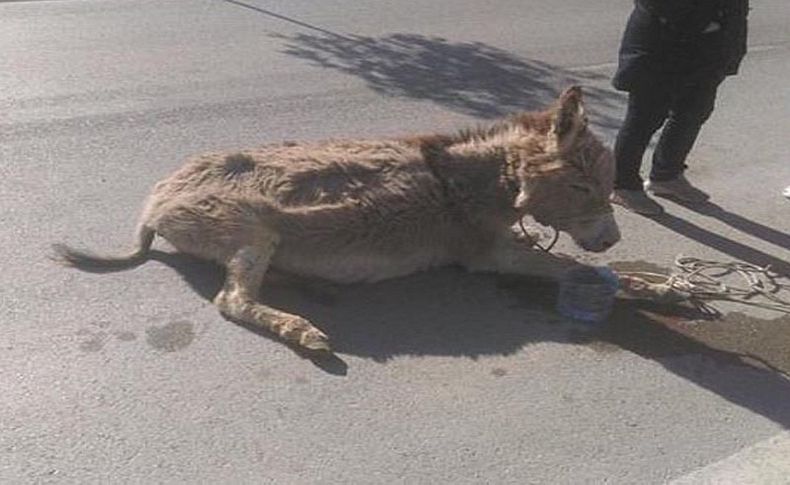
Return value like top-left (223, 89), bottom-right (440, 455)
top-left (55, 86), bottom-right (621, 352)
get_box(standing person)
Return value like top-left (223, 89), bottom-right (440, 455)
top-left (610, 0), bottom-right (749, 215)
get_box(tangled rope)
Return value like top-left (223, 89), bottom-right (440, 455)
top-left (618, 256), bottom-right (790, 314)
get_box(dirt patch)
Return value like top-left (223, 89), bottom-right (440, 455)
top-left (589, 261), bottom-right (790, 375)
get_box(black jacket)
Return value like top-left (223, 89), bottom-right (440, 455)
top-left (613, 0), bottom-right (749, 91)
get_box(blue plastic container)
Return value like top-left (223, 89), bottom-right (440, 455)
top-left (556, 266), bottom-right (619, 326)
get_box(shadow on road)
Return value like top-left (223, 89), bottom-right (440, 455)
top-left (221, 0), bottom-right (345, 38)
top-left (219, 0), bottom-right (628, 129)
top-left (222, 0), bottom-right (627, 125)
top-left (273, 31), bottom-right (625, 127)
top-left (650, 212), bottom-right (790, 277)
top-left (594, 299), bottom-right (790, 431)
top-left (149, 250), bottom-right (790, 429)
top-left (674, 199), bottom-right (790, 252)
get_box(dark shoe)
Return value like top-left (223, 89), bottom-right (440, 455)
top-left (644, 175), bottom-right (710, 203)
top-left (610, 189), bottom-right (664, 216)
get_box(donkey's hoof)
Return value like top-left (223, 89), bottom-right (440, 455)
top-left (300, 329), bottom-right (331, 352)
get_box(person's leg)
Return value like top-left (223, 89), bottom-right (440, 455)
top-left (649, 77), bottom-right (722, 182)
top-left (611, 85), bottom-right (672, 214)
top-left (613, 86), bottom-right (671, 190)
top-left (644, 77), bottom-right (723, 203)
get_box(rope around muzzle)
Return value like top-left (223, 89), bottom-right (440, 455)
top-left (519, 218), bottom-right (559, 252)
top-left (517, 205), bottom-right (611, 253)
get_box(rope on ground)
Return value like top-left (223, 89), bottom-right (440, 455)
top-left (618, 256), bottom-right (790, 314)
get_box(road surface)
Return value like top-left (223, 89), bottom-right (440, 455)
top-left (2, 1), bottom-right (789, 483)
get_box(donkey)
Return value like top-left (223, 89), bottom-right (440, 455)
top-left (55, 86), bottom-right (621, 352)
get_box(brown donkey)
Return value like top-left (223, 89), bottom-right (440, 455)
top-left (55, 86), bottom-right (621, 352)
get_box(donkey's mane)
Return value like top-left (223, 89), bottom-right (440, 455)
top-left (403, 109), bottom-right (555, 155)
top-left (454, 110), bottom-right (554, 144)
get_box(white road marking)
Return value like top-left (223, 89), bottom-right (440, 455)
top-left (670, 432), bottom-right (790, 485)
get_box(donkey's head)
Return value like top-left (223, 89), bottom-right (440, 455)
top-left (513, 86), bottom-right (620, 252)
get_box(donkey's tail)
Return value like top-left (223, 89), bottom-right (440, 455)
top-left (51, 225), bottom-right (155, 271)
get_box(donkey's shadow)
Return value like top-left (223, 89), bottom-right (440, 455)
top-left (148, 250), bottom-right (569, 361)
top-left (150, 249), bottom-right (790, 429)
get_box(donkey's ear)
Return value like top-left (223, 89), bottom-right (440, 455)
top-left (548, 86), bottom-right (587, 149)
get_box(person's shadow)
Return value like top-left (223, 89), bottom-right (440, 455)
top-left (674, 199), bottom-right (790, 252)
top-left (650, 209), bottom-right (790, 277)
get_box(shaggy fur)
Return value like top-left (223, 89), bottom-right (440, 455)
top-left (54, 86), bottom-right (621, 352)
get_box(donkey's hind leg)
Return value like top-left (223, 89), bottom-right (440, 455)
top-left (214, 237), bottom-right (331, 352)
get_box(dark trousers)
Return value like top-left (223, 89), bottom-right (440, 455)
top-left (613, 77), bottom-right (723, 190)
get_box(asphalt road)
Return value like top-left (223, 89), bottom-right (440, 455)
top-left (2, 1), bottom-right (789, 483)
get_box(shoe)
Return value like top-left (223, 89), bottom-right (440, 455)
top-left (783, 185), bottom-right (790, 200)
top-left (610, 189), bottom-right (664, 216)
top-left (644, 175), bottom-right (710, 203)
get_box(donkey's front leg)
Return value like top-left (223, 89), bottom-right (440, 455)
top-left (464, 235), bottom-right (683, 302)
top-left (462, 236), bottom-right (580, 281)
